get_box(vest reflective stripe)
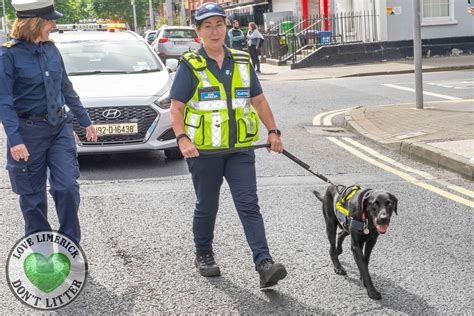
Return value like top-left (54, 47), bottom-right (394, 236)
top-left (231, 62), bottom-right (251, 109)
top-left (189, 100), bottom-right (227, 111)
top-left (237, 63), bottom-right (251, 87)
top-left (187, 112), bottom-right (200, 143)
top-left (182, 49), bottom-right (258, 149)
top-left (188, 69), bottom-right (227, 111)
top-left (211, 112), bottom-right (222, 147)
top-left (198, 70), bottom-right (211, 87)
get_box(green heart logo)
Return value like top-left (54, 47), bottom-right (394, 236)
top-left (23, 253), bottom-right (71, 294)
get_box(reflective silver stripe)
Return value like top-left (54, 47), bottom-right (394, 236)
top-left (198, 70), bottom-right (211, 87)
top-left (187, 113), bottom-right (199, 142)
top-left (211, 112), bottom-right (222, 147)
top-left (190, 100), bottom-right (227, 111)
top-left (247, 117), bottom-right (255, 133)
top-left (237, 63), bottom-right (250, 87)
top-left (232, 99), bottom-right (250, 109)
top-left (232, 63), bottom-right (250, 109)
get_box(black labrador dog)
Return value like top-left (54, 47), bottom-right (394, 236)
top-left (313, 185), bottom-right (398, 300)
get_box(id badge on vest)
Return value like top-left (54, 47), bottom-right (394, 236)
top-left (198, 87), bottom-right (221, 101)
top-left (234, 88), bottom-right (250, 98)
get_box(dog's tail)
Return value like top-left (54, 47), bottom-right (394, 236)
top-left (312, 190), bottom-right (323, 202)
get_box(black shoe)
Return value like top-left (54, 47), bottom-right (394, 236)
top-left (257, 259), bottom-right (287, 288)
top-left (194, 250), bottom-right (221, 277)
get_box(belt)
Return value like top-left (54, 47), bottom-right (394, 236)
top-left (18, 107), bottom-right (66, 121)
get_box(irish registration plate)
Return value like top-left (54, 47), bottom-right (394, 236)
top-left (94, 123), bottom-right (138, 136)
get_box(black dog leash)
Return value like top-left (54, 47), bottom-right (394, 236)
top-left (199, 144), bottom-right (336, 186)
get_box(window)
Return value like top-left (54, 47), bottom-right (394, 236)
top-left (422, 0), bottom-right (457, 25)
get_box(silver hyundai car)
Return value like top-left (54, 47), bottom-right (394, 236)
top-left (51, 30), bottom-right (182, 159)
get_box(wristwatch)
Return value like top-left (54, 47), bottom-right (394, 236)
top-left (268, 128), bottom-right (281, 136)
top-left (176, 133), bottom-right (190, 144)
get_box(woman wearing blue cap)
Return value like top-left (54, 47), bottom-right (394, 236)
top-left (0, 0), bottom-right (97, 244)
top-left (170, 2), bottom-right (287, 288)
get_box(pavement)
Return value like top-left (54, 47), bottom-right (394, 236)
top-left (260, 55), bottom-right (474, 179)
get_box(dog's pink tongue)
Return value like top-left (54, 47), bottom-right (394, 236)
top-left (376, 224), bottom-right (389, 234)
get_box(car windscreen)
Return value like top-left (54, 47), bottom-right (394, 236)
top-left (56, 39), bottom-right (163, 75)
top-left (162, 29), bottom-right (197, 39)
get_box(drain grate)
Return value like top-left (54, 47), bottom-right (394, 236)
top-left (304, 126), bottom-right (355, 137)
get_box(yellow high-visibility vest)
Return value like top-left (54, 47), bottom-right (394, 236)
top-left (180, 49), bottom-right (259, 149)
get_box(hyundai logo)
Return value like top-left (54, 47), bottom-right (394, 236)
top-left (102, 109), bottom-right (121, 119)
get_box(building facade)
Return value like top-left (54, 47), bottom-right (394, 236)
top-left (334, 0), bottom-right (473, 41)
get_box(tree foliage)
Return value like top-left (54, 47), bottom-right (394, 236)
top-left (92, 0), bottom-right (163, 29)
top-left (2, 0), bottom-right (164, 30)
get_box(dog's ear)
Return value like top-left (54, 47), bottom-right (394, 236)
top-left (388, 193), bottom-right (398, 215)
top-left (361, 190), bottom-right (373, 211)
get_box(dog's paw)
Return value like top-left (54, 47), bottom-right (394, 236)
top-left (368, 289), bottom-right (382, 300)
top-left (334, 266), bottom-right (347, 275)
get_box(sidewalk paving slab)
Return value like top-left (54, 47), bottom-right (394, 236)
top-left (343, 100), bottom-right (474, 179)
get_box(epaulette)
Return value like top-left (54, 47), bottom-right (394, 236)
top-left (180, 50), bottom-right (207, 71)
top-left (229, 49), bottom-right (250, 64)
top-left (2, 40), bottom-right (18, 48)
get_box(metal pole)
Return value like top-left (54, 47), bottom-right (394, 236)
top-left (413, 0), bottom-right (423, 109)
top-left (166, 0), bottom-right (174, 26)
top-left (179, 0), bottom-right (186, 26)
top-left (148, 0), bottom-right (155, 29)
top-left (131, 0), bottom-right (138, 33)
top-left (2, 0), bottom-right (8, 33)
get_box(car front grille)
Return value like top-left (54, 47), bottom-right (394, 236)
top-left (73, 106), bottom-right (158, 145)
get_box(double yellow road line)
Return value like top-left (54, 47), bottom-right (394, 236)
top-left (314, 109), bottom-right (474, 208)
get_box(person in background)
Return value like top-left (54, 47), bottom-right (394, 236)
top-left (170, 2), bottom-right (287, 288)
top-left (0, 0), bottom-right (97, 244)
top-left (247, 22), bottom-right (264, 73)
top-left (228, 20), bottom-right (245, 50)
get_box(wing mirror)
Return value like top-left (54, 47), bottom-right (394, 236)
top-left (166, 59), bottom-right (179, 73)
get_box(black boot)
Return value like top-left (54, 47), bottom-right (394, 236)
top-left (194, 250), bottom-right (221, 277)
top-left (257, 259), bottom-right (287, 288)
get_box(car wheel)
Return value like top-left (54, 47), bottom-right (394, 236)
top-left (164, 148), bottom-right (183, 160)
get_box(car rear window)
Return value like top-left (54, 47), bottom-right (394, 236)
top-left (162, 29), bottom-right (197, 39)
top-left (146, 32), bottom-right (156, 41)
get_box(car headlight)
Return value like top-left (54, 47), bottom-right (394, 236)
top-left (154, 91), bottom-right (171, 110)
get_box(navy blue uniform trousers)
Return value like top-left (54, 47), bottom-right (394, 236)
top-left (186, 150), bottom-right (272, 266)
top-left (6, 114), bottom-right (81, 244)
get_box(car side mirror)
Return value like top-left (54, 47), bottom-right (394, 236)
top-left (166, 59), bottom-right (179, 73)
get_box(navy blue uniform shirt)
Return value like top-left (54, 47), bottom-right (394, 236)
top-left (170, 46), bottom-right (263, 104)
top-left (0, 40), bottom-right (91, 146)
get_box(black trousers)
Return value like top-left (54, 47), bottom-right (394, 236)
top-left (248, 45), bottom-right (260, 72)
top-left (186, 151), bottom-right (272, 266)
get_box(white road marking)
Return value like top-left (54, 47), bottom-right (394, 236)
top-left (312, 108), bottom-right (350, 126)
top-left (381, 84), bottom-right (462, 100)
top-left (341, 137), bottom-right (435, 179)
top-left (327, 137), bottom-right (473, 208)
top-left (341, 137), bottom-right (474, 199)
top-left (323, 110), bottom-right (348, 126)
top-left (435, 180), bottom-right (474, 199)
